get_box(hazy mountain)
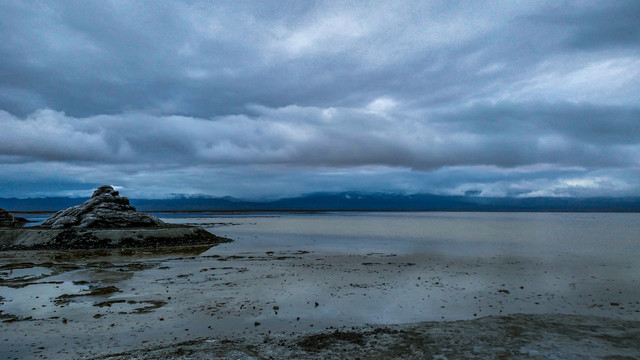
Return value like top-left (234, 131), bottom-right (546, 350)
top-left (2, 192), bottom-right (640, 213)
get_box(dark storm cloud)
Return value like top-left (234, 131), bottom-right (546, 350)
top-left (531, 1), bottom-right (640, 50)
top-left (1, 1), bottom-right (639, 198)
top-left (5, 0), bottom-right (629, 118)
top-left (2, 102), bottom-right (638, 170)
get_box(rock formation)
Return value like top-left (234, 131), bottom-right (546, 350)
top-left (40, 185), bottom-right (164, 229)
top-left (0, 208), bottom-right (28, 227)
top-left (1, 185), bottom-right (231, 250)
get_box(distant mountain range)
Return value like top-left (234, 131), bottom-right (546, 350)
top-left (2, 192), bottom-right (640, 212)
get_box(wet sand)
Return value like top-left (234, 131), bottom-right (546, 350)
top-left (1, 212), bottom-right (640, 359)
top-left (2, 246), bottom-right (639, 359)
top-left (98, 314), bottom-right (640, 359)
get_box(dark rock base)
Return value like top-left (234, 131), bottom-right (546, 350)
top-left (0, 226), bottom-right (231, 251)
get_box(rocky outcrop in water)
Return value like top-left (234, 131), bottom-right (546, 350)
top-left (40, 185), bottom-right (164, 229)
top-left (0, 209), bottom-right (28, 227)
top-left (1, 185), bottom-right (231, 250)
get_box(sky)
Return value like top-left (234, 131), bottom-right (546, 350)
top-left (1, 1), bottom-right (639, 199)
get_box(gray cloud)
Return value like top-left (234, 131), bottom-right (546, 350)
top-left (1, 1), bottom-right (639, 198)
top-left (533, 1), bottom-right (640, 50)
top-left (4, 1), bottom-right (636, 117)
top-left (1, 101), bottom-right (638, 169)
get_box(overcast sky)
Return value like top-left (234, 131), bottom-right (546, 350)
top-left (1, 1), bottom-right (639, 199)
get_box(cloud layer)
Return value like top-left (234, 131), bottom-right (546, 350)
top-left (1, 1), bottom-right (639, 198)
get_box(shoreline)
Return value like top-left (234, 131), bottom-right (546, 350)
top-left (9, 209), bottom-right (640, 215)
top-left (2, 212), bottom-right (640, 359)
top-left (2, 245), bottom-right (639, 359)
top-left (97, 313), bottom-right (640, 359)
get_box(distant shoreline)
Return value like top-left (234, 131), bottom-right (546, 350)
top-left (4, 193), bottom-right (640, 213)
top-left (10, 208), bottom-right (640, 214)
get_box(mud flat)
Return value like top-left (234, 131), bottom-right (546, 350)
top-left (2, 247), bottom-right (639, 359)
top-left (2, 212), bottom-right (640, 359)
top-left (98, 313), bottom-right (640, 359)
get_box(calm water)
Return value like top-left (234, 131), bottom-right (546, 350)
top-left (162, 211), bottom-right (640, 258)
top-left (3, 211), bottom-right (639, 359)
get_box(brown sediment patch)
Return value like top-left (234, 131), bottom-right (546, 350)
top-left (94, 299), bottom-right (128, 308)
top-left (54, 286), bottom-right (121, 305)
top-left (117, 245), bottom-right (214, 256)
top-left (0, 262), bottom-right (39, 271)
top-left (213, 254), bottom-right (301, 262)
top-left (2, 280), bottom-right (65, 289)
top-left (51, 250), bottom-right (114, 261)
top-left (93, 299), bottom-right (167, 314)
top-left (132, 300), bottom-right (167, 314)
top-left (0, 263), bottom-right (59, 286)
top-left (297, 330), bottom-right (365, 351)
top-left (1, 312), bottom-right (33, 323)
top-left (0, 258), bottom-right (160, 288)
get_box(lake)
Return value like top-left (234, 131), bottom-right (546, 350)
top-left (2, 211), bottom-right (639, 359)
top-left (161, 211), bottom-right (640, 258)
